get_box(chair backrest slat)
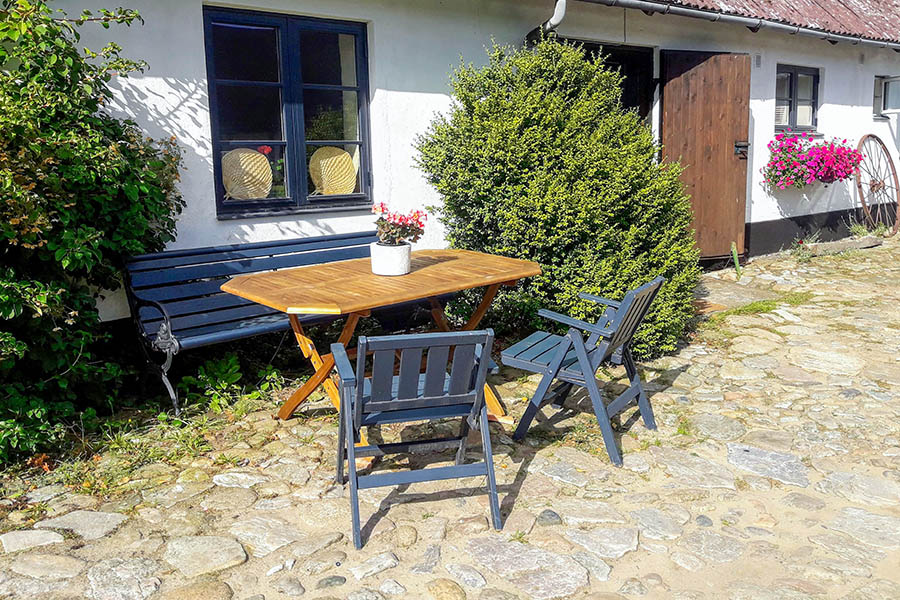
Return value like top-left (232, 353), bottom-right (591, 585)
top-left (397, 348), bottom-right (424, 399)
top-left (371, 350), bottom-right (396, 402)
top-left (448, 343), bottom-right (477, 395)
top-left (352, 330), bottom-right (494, 419)
top-left (354, 336), bottom-right (369, 425)
top-left (424, 345), bottom-right (451, 397)
top-left (603, 277), bottom-right (665, 360)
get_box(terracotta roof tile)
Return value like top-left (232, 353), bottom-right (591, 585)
top-left (654, 0), bottom-right (900, 44)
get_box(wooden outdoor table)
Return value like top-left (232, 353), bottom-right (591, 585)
top-left (221, 249), bottom-right (541, 421)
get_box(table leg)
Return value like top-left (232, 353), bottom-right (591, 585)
top-left (428, 284), bottom-right (515, 425)
top-left (463, 283), bottom-right (502, 330)
top-left (277, 312), bottom-right (364, 420)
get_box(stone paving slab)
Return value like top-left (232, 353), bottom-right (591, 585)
top-left (1, 238), bottom-right (900, 599)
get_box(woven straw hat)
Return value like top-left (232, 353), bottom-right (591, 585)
top-left (309, 146), bottom-right (358, 195)
top-left (222, 148), bottom-right (273, 200)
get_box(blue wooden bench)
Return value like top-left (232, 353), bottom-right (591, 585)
top-left (125, 231), bottom-right (388, 415)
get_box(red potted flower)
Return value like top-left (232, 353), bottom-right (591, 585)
top-left (370, 203), bottom-right (427, 276)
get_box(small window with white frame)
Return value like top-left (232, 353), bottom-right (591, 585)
top-left (876, 76), bottom-right (900, 114)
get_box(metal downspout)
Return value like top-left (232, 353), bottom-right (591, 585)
top-left (526, 0), bottom-right (567, 45)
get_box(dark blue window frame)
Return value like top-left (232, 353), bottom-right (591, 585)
top-left (775, 64), bottom-right (819, 132)
top-left (203, 7), bottom-right (372, 219)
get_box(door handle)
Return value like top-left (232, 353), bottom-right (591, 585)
top-left (734, 141), bottom-right (750, 159)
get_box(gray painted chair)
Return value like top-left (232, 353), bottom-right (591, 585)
top-left (331, 329), bottom-right (501, 549)
top-left (502, 277), bottom-right (665, 466)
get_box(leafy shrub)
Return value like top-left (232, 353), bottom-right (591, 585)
top-left (178, 353), bottom-right (244, 414)
top-left (0, 1), bottom-right (184, 462)
top-left (416, 39), bottom-right (699, 357)
top-left (178, 353), bottom-right (286, 417)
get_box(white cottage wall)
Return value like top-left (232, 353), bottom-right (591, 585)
top-left (59, 0), bottom-right (900, 318)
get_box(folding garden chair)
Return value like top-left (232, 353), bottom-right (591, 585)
top-left (501, 277), bottom-right (665, 466)
top-left (331, 329), bottom-right (501, 549)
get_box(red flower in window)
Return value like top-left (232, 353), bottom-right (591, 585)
top-left (257, 145), bottom-right (273, 155)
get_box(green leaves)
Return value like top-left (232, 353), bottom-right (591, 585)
top-left (178, 354), bottom-right (245, 414)
top-left (416, 39), bottom-right (700, 357)
top-left (0, 1), bottom-right (184, 462)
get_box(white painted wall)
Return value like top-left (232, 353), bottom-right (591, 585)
top-left (62, 0), bottom-right (900, 318)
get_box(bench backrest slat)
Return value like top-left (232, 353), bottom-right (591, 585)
top-left (129, 245), bottom-right (371, 288)
top-left (141, 302), bottom-right (281, 333)
top-left (127, 232), bottom-right (377, 272)
top-left (126, 230), bottom-right (376, 264)
top-left (131, 280), bottom-right (232, 304)
top-left (125, 231), bottom-right (377, 338)
top-left (137, 293), bottom-right (254, 320)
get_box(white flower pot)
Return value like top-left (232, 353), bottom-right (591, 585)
top-left (370, 242), bottom-right (411, 276)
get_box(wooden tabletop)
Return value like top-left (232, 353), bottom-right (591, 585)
top-left (221, 249), bottom-right (542, 315)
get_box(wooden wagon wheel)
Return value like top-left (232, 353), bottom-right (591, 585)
top-left (855, 134), bottom-right (900, 236)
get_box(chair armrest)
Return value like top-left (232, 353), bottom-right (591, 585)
top-left (578, 292), bottom-right (621, 309)
top-left (538, 309), bottom-right (613, 338)
top-left (330, 343), bottom-right (356, 385)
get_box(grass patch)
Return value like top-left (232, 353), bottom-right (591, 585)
top-left (560, 420), bottom-right (608, 456)
top-left (779, 291), bottom-right (813, 306)
top-left (675, 415), bottom-right (692, 437)
top-left (691, 290), bottom-right (814, 348)
top-left (825, 249), bottom-right (862, 262)
top-left (509, 530), bottom-right (529, 543)
top-left (828, 321), bottom-right (863, 334)
top-left (703, 291), bottom-right (813, 324)
top-left (51, 415), bottom-right (219, 495)
top-left (721, 299), bottom-right (778, 316)
top-left (847, 218), bottom-right (890, 238)
top-left (2, 352), bottom-right (292, 500)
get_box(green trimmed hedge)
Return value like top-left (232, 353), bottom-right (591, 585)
top-left (416, 39), bottom-right (699, 357)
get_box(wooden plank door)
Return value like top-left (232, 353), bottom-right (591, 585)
top-left (661, 51), bottom-right (750, 259)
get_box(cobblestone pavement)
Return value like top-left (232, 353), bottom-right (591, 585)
top-left (2, 240), bottom-right (900, 600)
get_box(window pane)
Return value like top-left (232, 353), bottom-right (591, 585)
top-left (307, 144), bottom-right (360, 196)
top-left (775, 73), bottom-right (791, 99)
top-left (796, 101), bottom-right (814, 127)
top-left (217, 86), bottom-right (283, 141)
top-left (797, 73), bottom-right (815, 100)
top-left (300, 31), bottom-right (357, 86)
top-left (886, 81), bottom-right (900, 110)
top-left (212, 23), bottom-right (279, 82)
top-left (775, 100), bottom-right (790, 126)
top-left (221, 145), bottom-right (287, 200)
top-left (304, 90), bottom-right (359, 140)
